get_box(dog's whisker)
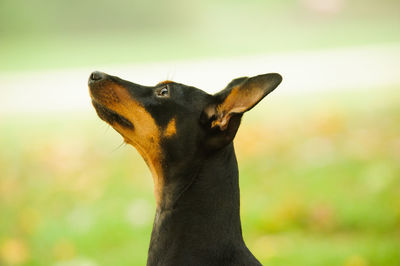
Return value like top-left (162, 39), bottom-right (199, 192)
top-left (111, 140), bottom-right (126, 153)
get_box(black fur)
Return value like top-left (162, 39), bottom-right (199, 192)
top-left (88, 71), bottom-right (282, 265)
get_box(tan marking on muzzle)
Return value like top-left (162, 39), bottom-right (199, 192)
top-left (94, 83), bottom-right (165, 207)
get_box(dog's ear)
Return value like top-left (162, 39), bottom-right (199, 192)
top-left (201, 73), bottom-right (282, 149)
top-left (203, 73), bottom-right (282, 130)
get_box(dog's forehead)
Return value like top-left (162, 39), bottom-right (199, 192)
top-left (179, 84), bottom-right (212, 111)
top-left (173, 82), bottom-right (209, 99)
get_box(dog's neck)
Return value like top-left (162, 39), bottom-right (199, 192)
top-left (146, 143), bottom-right (259, 265)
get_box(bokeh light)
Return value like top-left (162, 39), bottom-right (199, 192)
top-left (1, 0), bottom-right (399, 265)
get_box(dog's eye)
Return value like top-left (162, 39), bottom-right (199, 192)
top-left (157, 86), bottom-right (169, 97)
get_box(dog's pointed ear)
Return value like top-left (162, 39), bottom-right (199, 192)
top-left (203, 73), bottom-right (282, 130)
top-left (201, 73), bottom-right (282, 149)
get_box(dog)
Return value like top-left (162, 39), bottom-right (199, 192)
top-left (88, 71), bottom-right (282, 265)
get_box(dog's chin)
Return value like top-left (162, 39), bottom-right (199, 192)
top-left (91, 100), bottom-right (134, 129)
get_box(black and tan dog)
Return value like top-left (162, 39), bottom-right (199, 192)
top-left (88, 71), bottom-right (282, 265)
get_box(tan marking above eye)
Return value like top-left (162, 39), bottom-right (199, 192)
top-left (164, 117), bottom-right (177, 137)
top-left (157, 80), bottom-right (173, 85)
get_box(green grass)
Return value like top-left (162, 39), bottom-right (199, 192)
top-left (0, 87), bottom-right (400, 265)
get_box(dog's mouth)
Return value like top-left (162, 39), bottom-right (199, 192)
top-left (91, 100), bottom-right (134, 129)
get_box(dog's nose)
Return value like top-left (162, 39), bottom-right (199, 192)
top-left (89, 71), bottom-right (106, 82)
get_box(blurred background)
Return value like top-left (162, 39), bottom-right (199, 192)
top-left (1, 0), bottom-right (400, 265)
